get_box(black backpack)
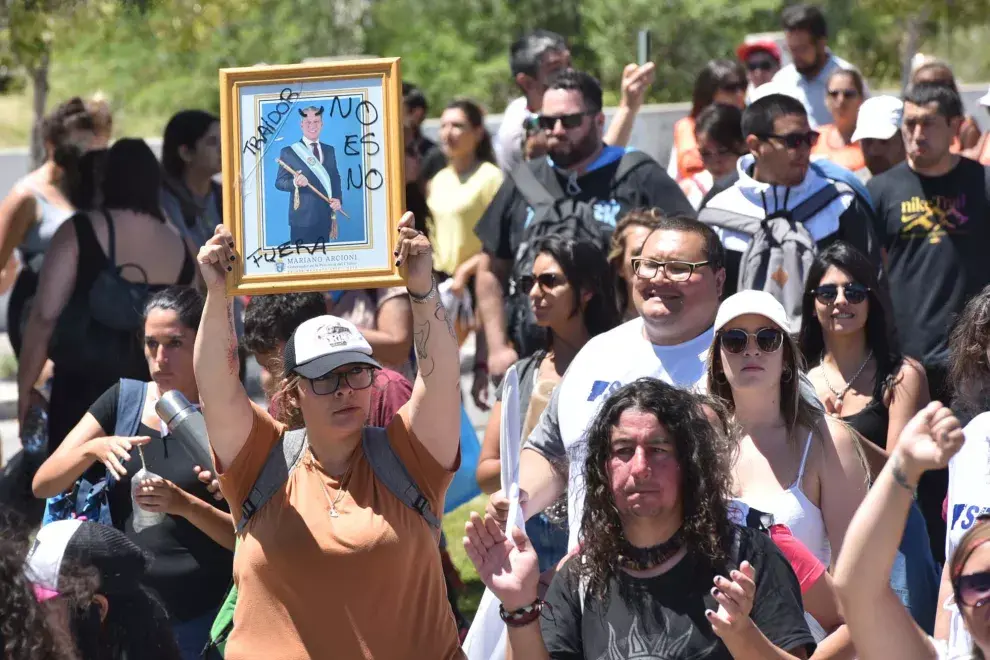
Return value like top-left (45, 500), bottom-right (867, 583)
top-left (505, 152), bottom-right (652, 356)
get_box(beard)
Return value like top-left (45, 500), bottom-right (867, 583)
top-left (548, 127), bottom-right (600, 170)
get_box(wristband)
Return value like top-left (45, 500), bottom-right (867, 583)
top-left (408, 276), bottom-right (437, 303)
top-left (499, 599), bottom-right (545, 627)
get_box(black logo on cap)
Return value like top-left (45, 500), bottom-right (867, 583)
top-left (315, 322), bottom-right (352, 348)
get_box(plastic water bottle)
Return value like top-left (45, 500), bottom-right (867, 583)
top-left (131, 446), bottom-right (167, 532)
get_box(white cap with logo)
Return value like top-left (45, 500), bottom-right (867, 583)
top-left (283, 315), bottom-right (382, 379)
top-left (851, 96), bottom-right (904, 143)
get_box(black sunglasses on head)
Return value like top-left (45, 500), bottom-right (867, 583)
top-left (812, 283), bottom-right (870, 305)
top-left (760, 130), bottom-right (820, 149)
top-left (536, 111), bottom-right (594, 131)
top-left (719, 328), bottom-right (785, 354)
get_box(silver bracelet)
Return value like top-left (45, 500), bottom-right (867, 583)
top-left (408, 276), bottom-right (437, 304)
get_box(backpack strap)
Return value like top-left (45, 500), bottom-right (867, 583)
top-left (788, 181), bottom-right (853, 224)
top-left (509, 161), bottom-right (565, 208)
top-left (611, 150), bottom-right (653, 184)
top-left (362, 426), bottom-right (441, 532)
top-left (698, 206), bottom-right (764, 236)
top-left (235, 429), bottom-right (308, 534)
top-left (114, 379), bottom-right (148, 438)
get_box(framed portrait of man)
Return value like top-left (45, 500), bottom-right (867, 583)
top-left (219, 57), bottom-right (405, 295)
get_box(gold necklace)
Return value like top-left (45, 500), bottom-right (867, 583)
top-left (306, 451), bottom-right (354, 519)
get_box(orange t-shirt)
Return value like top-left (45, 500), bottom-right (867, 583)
top-left (674, 116), bottom-right (704, 181)
top-left (215, 403), bottom-right (464, 660)
top-left (811, 124), bottom-right (865, 172)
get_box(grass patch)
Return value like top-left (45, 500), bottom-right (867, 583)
top-left (442, 494), bottom-right (486, 622)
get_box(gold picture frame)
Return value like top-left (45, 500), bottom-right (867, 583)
top-left (219, 57), bottom-right (405, 295)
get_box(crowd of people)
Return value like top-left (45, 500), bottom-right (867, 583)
top-left (2, 2), bottom-right (990, 659)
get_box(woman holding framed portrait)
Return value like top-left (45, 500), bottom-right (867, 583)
top-left (194, 211), bottom-right (464, 659)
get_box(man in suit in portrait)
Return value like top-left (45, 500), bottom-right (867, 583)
top-left (275, 105), bottom-right (343, 243)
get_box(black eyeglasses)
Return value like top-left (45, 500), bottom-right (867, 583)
top-left (719, 328), bottom-right (785, 354)
top-left (517, 272), bottom-right (564, 293)
top-left (631, 258), bottom-right (710, 282)
top-left (760, 131), bottom-right (820, 149)
top-left (536, 111), bottom-right (595, 131)
top-left (827, 89), bottom-right (860, 100)
top-left (310, 365), bottom-right (375, 395)
top-left (812, 283), bottom-right (870, 305)
top-left (747, 60), bottom-right (775, 72)
top-left (954, 570), bottom-right (990, 608)
top-left (699, 146), bottom-right (733, 160)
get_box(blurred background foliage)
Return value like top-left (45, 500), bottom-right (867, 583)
top-left (0, 0), bottom-right (987, 148)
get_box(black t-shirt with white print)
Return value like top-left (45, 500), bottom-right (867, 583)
top-left (541, 526), bottom-right (815, 660)
top-left (474, 149), bottom-right (695, 263)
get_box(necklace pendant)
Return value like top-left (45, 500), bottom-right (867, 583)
top-left (329, 506), bottom-right (340, 519)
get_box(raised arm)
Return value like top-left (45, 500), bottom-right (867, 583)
top-left (400, 212), bottom-right (461, 470)
top-left (193, 226), bottom-right (255, 470)
top-left (603, 63), bottom-right (655, 148)
top-left (833, 402), bottom-right (963, 660)
top-left (17, 219), bottom-right (79, 424)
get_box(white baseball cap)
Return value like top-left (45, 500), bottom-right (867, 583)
top-left (714, 290), bottom-right (790, 333)
top-left (283, 315), bottom-right (382, 380)
top-left (979, 86), bottom-right (990, 107)
top-left (851, 96), bottom-right (904, 143)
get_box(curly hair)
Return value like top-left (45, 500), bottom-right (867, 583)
top-left (0, 517), bottom-right (77, 660)
top-left (949, 284), bottom-right (990, 424)
top-left (575, 378), bottom-right (735, 600)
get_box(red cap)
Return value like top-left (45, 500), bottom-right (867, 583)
top-left (737, 40), bottom-right (781, 64)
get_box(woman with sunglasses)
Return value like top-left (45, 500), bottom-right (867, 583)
top-left (194, 213), bottom-right (464, 659)
top-left (680, 103), bottom-right (748, 209)
top-left (833, 401), bottom-right (984, 660)
top-left (476, 236), bottom-right (619, 570)
top-left (811, 69), bottom-right (868, 173)
top-left (707, 289), bottom-right (869, 651)
top-left (933, 286), bottom-right (990, 656)
top-left (670, 60), bottom-right (747, 182)
top-left (799, 241), bottom-right (940, 632)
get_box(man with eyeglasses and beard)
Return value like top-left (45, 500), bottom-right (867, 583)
top-left (474, 69), bottom-right (693, 380)
top-left (699, 93), bottom-right (880, 308)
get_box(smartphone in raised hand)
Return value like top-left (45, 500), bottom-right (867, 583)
top-left (637, 29), bottom-right (652, 66)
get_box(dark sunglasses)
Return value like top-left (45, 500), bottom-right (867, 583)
top-left (310, 365), bottom-right (375, 396)
top-left (517, 272), bottom-right (564, 293)
top-left (719, 328), bottom-right (784, 354)
top-left (812, 283), bottom-right (870, 305)
top-left (699, 146), bottom-right (734, 160)
top-left (954, 570), bottom-right (990, 608)
top-left (761, 130), bottom-right (820, 149)
top-left (536, 111), bottom-right (594, 131)
top-left (720, 82), bottom-right (748, 94)
top-left (747, 60), bottom-right (775, 72)
top-left (827, 89), bottom-right (860, 100)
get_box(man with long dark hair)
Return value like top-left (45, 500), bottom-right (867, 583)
top-left (465, 379), bottom-right (814, 658)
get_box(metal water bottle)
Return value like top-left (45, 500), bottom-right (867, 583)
top-left (154, 390), bottom-right (212, 468)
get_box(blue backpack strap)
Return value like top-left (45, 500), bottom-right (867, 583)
top-left (362, 427), bottom-right (441, 532)
top-left (236, 429), bottom-right (308, 534)
top-left (115, 379), bottom-right (149, 438)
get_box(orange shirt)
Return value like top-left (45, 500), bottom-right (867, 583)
top-left (215, 403), bottom-right (463, 660)
top-left (811, 124), bottom-right (865, 172)
top-left (674, 116), bottom-right (705, 181)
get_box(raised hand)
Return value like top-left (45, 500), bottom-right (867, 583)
top-left (463, 512), bottom-right (541, 610)
top-left (620, 62), bottom-right (656, 111)
top-left (893, 401), bottom-right (965, 476)
top-left (197, 225), bottom-right (237, 292)
top-left (707, 561), bottom-right (757, 640)
top-left (393, 211), bottom-right (433, 296)
top-left (84, 435), bottom-right (152, 479)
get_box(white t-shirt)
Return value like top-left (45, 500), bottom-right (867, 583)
top-left (944, 412), bottom-right (990, 659)
top-left (525, 317), bottom-right (714, 550)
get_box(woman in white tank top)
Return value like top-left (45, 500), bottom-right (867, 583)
top-left (706, 291), bottom-right (871, 653)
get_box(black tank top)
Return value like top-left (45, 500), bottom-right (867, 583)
top-left (842, 363), bottom-right (895, 450)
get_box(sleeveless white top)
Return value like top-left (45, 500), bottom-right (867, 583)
top-left (738, 431), bottom-right (832, 567)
